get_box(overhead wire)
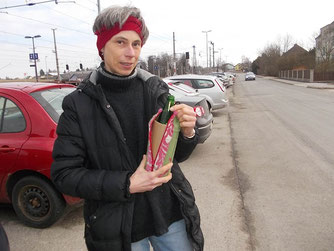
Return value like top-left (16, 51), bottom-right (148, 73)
top-left (0, 30), bottom-right (95, 52)
top-left (4, 12), bottom-right (92, 35)
top-left (40, 4), bottom-right (93, 26)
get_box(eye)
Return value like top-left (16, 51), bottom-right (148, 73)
top-left (117, 40), bottom-right (124, 45)
top-left (133, 41), bottom-right (141, 47)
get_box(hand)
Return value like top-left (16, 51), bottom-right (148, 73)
top-left (170, 104), bottom-right (196, 138)
top-left (129, 155), bottom-right (172, 193)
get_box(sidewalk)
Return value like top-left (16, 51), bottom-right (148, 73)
top-left (260, 76), bottom-right (334, 90)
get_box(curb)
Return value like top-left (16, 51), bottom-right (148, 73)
top-left (271, 78), bottom-right (334, 89)
top-left (306, 86), bottom-right (334, 90)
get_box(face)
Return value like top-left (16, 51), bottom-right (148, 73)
top-left (101, 30), bottom-right (142, 76)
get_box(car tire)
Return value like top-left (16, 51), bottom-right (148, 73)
top-left (12, 176), bottom-right (66, 228)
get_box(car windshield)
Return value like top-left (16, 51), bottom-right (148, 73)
top-left (30, 87), bottom-right (75, 123)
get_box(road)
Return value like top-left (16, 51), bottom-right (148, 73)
top-left (1, 75), bottom-right (334, 250)
top-left (230, 76), bottom-right (334, 250)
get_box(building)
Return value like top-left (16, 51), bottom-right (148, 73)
top-left (315, 21), bottom-right (334, 64)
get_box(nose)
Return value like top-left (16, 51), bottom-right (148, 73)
top-left (125, 45), bottom-right (135, 57)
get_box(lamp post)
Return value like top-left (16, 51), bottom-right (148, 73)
top-left (45, 56), bottom-right (48, 79)
top-left (25, 35), bottom-right (41, 82)
top-left (202, 30), bottom-right (211, 68)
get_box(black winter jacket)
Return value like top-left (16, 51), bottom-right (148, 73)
top-left (51, 68), bottom-right (204, 251)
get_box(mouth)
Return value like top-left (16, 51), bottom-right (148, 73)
top-left (120, 62), bottom-right (133, 69)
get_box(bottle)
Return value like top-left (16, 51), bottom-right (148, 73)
top-left (158, 95), bottom-right (175, 124)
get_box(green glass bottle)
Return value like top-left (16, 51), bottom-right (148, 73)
top-left (159, 95), bottom-right (175, 124)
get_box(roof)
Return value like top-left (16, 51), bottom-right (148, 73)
top-left (283, 44), bottom-right (308, 57)
top-left (0, 82), bottom-right (75, 94)
top-left (167, 74), bottom-right (218, 80)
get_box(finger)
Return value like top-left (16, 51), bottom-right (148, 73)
top-left (154, 162), bottom-right (172, 176)
top-left (139, 155), bottom-right (147, 169)
top-left (178, 114), bottom-right (197, 123)
top-left (170, 104), bottom-right (184, 111)
top-left (179, 121), bottom-right (196, 129)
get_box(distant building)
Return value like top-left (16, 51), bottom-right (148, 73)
top-left (279, 43), bottom-right (310, 70)
top-left (315, 21), bottom-right (334, 64)
top-left (234, 63), bottom-right (242, 71)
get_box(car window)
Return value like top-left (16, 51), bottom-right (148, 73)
top-left (30, 87), bottom-right (74, 123)
top-left (0, 98), bottom-right (26, 133)
top-left (193, 79), bottom-right (214, 89)
top-left (0, 97), bottom-right (4, 130)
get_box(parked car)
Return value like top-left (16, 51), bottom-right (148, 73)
top-left (208, 72), bottom-right (232, 87)
top-left (0, 82), bottom-right (81, 228)
top-left (165, 74), bottom-right (229, 111)
top-left (224, 72), bottom-right (236, 83)
top-left (245, 72), bottom-right (256, 81)
top-left (164, 79), bottom-right (213, 143)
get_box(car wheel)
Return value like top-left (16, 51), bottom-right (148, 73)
top-left (12, 176), bottom-right (66, 228)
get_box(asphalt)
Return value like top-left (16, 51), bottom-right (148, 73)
top-left (258, 76), bottom-right (334, 89)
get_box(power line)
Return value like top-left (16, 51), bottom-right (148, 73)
top-left (40, 4), bottom-right (92, 26)
top-left (4, 12), bottom-right (92, 36)
top-left (0, 0), bottom-right (57, 10)
top-left (0, 30), bottom-right (95, 51)
top-left (74, 2), bottom-right (96, 12)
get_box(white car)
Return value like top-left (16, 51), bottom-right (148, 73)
top-left (165, 74), bottom-right (228, 111)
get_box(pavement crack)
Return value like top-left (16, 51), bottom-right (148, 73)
top-left (228, 110), bottom-right (256, 251)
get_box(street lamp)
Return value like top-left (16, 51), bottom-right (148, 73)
top-left (25, 35), bottom-right (41, 82)
top-left (45, 56), bottom-right (48, 79)
top-left (202, 30), bottom-right (211, 68)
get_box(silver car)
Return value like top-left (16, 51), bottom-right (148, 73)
top-left (245, 72), bottom-right (256, 81)
top-left (163, 79), bottom-right (213, 143)
top-left (165, 74), bottom-right (228, 111)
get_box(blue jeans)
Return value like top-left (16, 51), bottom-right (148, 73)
top-left (131, 219), bottom-right (193, 251)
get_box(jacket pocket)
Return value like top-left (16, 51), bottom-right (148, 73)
top-left (87, 202), bottom-right (123, 241)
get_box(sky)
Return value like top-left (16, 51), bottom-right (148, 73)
top-left (0, 0), bottom-right (333, 78)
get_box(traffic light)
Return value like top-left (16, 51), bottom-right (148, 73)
top-left (185, 52), bottom-right (189, 59)
top-left (80, 63), bottom-right (83, 70)
top-left (66, 64), bottom-right (69, 70)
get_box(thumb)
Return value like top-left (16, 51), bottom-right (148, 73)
top-left (139, 155), bottom-right (147, 169)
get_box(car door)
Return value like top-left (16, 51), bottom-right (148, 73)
top-left (0, 95), bottom-right (30, 197)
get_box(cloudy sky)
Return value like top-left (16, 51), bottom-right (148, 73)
top-left (0, 0), bottom-right (333, 78)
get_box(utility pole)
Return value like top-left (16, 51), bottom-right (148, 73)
top-left (218, 48), bottom-right (223, 71)
top-left (192, 45), bottom-right (196, 74)
top-left (202, 30), bottom-right (211, 68)
top-left (25, 35), bottom-right (41, 82)
top-left (52, 28), bottom-right (60, 82)
top-left (97, 0), bottom-right (101, 14)
top-left (45, 56), bottom-right (48, 79)
top-left (173, 32), bottom-right (176, 75)
top-left (209, 47), bottom-right (211, 68)
top-left (210, 41), bottom-right (215, 68)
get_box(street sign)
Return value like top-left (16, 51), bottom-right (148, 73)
top-left (30, 64), bottom-right (35, 67)
top-left (29, 53), bottom-right (38, 60)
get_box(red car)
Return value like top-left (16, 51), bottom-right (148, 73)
top-left (0, 82), bottom-right (80, 228)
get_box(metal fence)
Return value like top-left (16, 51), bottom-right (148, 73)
top-left (314, 71), bottom-right (334, 81)
top-left (279, 69), bottom-right (314, 82)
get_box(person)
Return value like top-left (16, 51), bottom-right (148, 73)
top-left (51, 5), bottom-right (204, 251)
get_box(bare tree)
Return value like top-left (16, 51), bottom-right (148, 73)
top-left (316, 32), bottom-right (334, 71)
top-left (241, 55), bottom-right (252, 72)
top-left (277, 34), bottom-right (294, 53)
